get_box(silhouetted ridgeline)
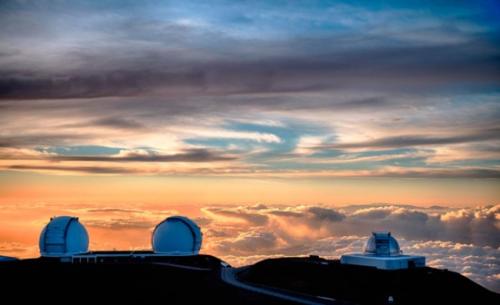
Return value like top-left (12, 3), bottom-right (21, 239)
top-left (1, 216), bottom-right (498, 304)
top-left (0, 255), bottom-right (288, 305)
top-left (0, 255), bottom-right (498, 305)
top-left (238, 256), bottom-right (500, 305)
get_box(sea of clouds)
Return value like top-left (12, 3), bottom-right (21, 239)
top-left (0, 203), bottom-right (498, 292)
top-left (198, 204), bottom-right (500, 292)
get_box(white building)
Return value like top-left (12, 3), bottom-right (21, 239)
top-left (340, 232), bottom-right (425, 270)
top-left (36, 215), bottom-right (204, 263)
top-left (152, 215), bottom-right (203, 255)
top-left (39, 216), bottom-right (89, 257)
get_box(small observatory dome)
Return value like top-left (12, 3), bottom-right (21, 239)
top-left (152, 216), bottom-right (202, 255)
top-left (364, 232), bottom-right (401, 256)
top-left (39, 216), bottom-right (89, 257)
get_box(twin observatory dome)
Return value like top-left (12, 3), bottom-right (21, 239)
top-left (39, 215), bottom-right (202, 258)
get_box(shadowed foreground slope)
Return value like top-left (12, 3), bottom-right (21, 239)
top-left (0, 256), bottom-right (292, 305)
top-left (0, 255), bottom-right (498, 305)
top-left (238, 257), bottom-right (500, 305)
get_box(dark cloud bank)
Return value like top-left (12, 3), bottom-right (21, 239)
top-left (1, 42), bottom-right (499, 100)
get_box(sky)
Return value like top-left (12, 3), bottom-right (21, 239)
top-left (0, 0), bottom-right (499, 292)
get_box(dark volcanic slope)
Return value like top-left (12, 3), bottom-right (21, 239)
top-left (237, 257), bottom-right (500, 305)
top-left (1, 255), bottom-right (498, 305)
top-left (0, 256), bottom-right (294, 305)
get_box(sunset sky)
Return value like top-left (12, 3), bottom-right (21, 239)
top-left (0, 0), bottom-right (499, 292)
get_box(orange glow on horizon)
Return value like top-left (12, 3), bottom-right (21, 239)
top-left (1, 172), bottom-right (498, 207)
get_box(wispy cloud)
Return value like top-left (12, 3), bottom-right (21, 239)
top-left (317, 128), bottom-right (500, 150)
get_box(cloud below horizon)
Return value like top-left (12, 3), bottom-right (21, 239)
top-left (0, 202), bottom-right (498, 292)
top-left (205, 203), bottom-right (500, 292)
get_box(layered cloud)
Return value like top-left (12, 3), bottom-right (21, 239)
top-left (200, 203), bottom-right (500, 292)
top-left (1, 1), bottom-right (498, 100)
top-left (0, 1), bottom-right (498, 178)
top-left (203, 204), bottom-right (500, 248)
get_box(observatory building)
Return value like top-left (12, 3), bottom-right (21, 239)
top-left (39, 216), bottom-right (89, 257)
top-left (152, 216), bottom-right (202, 255)
top-left (36, 215), bottom-right (204, 263)
top-left (340, 232), bottom-right (425, 270)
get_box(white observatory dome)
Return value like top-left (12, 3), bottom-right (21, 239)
top-left (364, 232), bottom-right (401, 256)
top-left (39, 216), bottom-right (89, 257)
top-left (152, 216), bottom-right (202, 255)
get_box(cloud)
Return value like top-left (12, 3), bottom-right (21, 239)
top-left (401, 240), bottom-right (500, 293)
top-left (0, 1), bottom-right (498, 180)
top-left (200, 204), bottom-right (500, 292)
top-left (204, 205), bottom-right (347, 228)
top-left (46, 148), bottom-right (237, 162)
top-left (0, 147), bottom-right (241, 174)
top-left (203, 207), bottom-right (269, 226)
top-left (439, 206), bottom-right (500, 246)
top-left (1, 1), bottom-right (499, 101)
top-left (318, 128), bottom-right (500, 150)
top-left (67, 205), bottom-right (177, 231)
top-left (209, 231), bottom-right (500, 292)
top-left (0, 70), bottom-right (206, 100)
top-left (0, 133), bottom-right (92, 148)
top-left (2, 148), bottom-right (236, 163)
top-left (201, 204), bottom-right (500, 250)
top-left (66, 117), bottom-right (146, 130)
top-left (307, 206), bottom-right (346, 222)
top-left (85, 218), bottom-right (156, 230)
top-left (213, 230), bottom-right (279, 255)
top-left (0, 242), bottom-right (30, 254)
top-left (85, 208), bottom-right (146, 214)
top-left (1, 40), bottom-right (499, 100)
top-left (6, 164), bottom-right (140, 174)
top-left (365, 168), bottom-right (500, 179)
top-left (0, 202), bottom-right (498, 291)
